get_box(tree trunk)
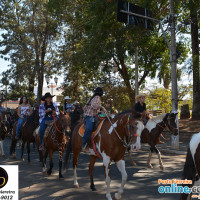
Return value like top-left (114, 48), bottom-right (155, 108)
top-left (119, 59), bottom-right (135, 108)
top-left (191, 8), bottom-right (200, 119)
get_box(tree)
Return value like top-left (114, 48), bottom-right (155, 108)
top-left (0, 0), bottom-right (61, 105)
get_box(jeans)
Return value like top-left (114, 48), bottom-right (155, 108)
top-left (16, 117), bottom-right (26, 137)
top-left (82, 116), bottom-right (95, 148)
top-left (39, 116), bottom-right (54, 146)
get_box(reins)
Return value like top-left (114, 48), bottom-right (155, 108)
top-left (104, 112), bottom-right (136, 148)
top-left (53, 115), bottom-right (63, 133)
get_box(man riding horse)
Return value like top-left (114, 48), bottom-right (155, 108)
top-left (39, 92), bottom-right (60, 150)
top-left (82, 87), bottom-right (107, 152)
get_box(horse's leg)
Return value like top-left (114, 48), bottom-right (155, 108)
top-left (103, 155), bottom-right (112, 200)
top-left (89, 155), bottom-right (97, 191)
top-left (21, 141), bottom-right (25, 161)
top-left (42, 150), bottom-right (48, 173)
top-left (128, 151), bottom-right (136, 166)
top-left (154, 147), bottom-right (164, 170)
top-left (147, 147), bottom-right (154, 168)
top-left (47, 150), bottom-right (53, 175)
top-left (59, 148), bottom-right (64, 179)
top-left (1, 140), bottom-right (5, 156)
top-left (27, 142), bottom-right (31, 163)
top-left (114, 160), bottom-right (127, 200)
top-left (0, 141), bottom-right (2, 156)
top-left (73, 151), bottom-right (80, 188)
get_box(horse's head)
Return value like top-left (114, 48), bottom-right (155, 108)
top-left (59, 111), bottom-right (71, 136)
top-left (126, 114), bottom-right (144, 151)
top-left (165, 112), bottom-right (178, 135)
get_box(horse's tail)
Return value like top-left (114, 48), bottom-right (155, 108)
top-left (179, 147), bottom-right (196, 200)
top-left (64, 134), bottom-right (72, 171)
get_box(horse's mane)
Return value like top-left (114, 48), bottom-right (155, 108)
top-left (115, 110), bottom-right (132, 117)
top-left (26, 109), bottom-right (38, 124)
top-left (151, 113), bottom-right (167, 122)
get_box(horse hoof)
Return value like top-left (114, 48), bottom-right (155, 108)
top-left (148, 164), bottom-right (153, 169)
top-left (91, 187), bottom-right (96, 191)
top-left (47, 170), bottom-right (52, 175)
top-left (113, 193), bottom-right (121, 200)
top-left (74, 184), bottom-right (79, 188)
top-left (59, 176), bottom-right (64, 180)
top-left (160, 166), bottom-right (164, 171)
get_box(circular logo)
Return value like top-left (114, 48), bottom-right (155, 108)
top-left (0, 167), bottom-right (8, 188)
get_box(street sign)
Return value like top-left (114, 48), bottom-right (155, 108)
top-left (117, 0), bottom-right (153, 30)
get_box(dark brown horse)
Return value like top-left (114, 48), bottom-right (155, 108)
top-left (35, 112), bottom-right (71, 179)
top-left (130, 112), bottom-right (178, 170)
top-left (65, 111), bottom-right (144, 200)
top-left (179, 132), bottom-right (200, 200)
top-left (10, 109), bottom-right (39, 162)
top-left (0, 111), bottom-right (8, 156)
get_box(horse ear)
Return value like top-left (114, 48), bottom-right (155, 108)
top-left (60, 110), bottom-right (64, 115)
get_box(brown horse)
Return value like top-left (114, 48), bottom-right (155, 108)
top-left (65, 111), bottom-right (144, 200)
top-left (129, 112), bottom-right (178, 170)
top-left (0, 111), bottom-right (8, 156)
top-left (10, 109), bottom-right (39, 162)
top-left (35, 112), bottom-right (71, 179)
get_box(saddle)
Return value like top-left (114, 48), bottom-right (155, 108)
top-left (78, 116), bottom-right (105, 138)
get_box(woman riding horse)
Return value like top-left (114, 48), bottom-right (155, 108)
top-left (82, 87), bottom-right (107, 151)
top-left (15, 96), bottom-right (32, 140)
top-left (39, 92), bottom-right (60, 150)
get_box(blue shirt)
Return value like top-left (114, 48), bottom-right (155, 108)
top-left (65, 103), bottom-right (73, 112)
top-left (0, 106), bottom-right (6, 116)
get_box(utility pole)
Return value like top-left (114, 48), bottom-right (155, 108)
top-left (170, 0), bottom-right (179, 149)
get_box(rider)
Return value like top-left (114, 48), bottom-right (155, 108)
top-left (82, 87), bottom-right (107, 151)
top-left (134, 93), bottom-right (149, 119)
top-left (15, 96), bottom-right (32, 139)
top-left (63, 96), bottom-right (73, 113)
top-left (0, 101), bottom-right (6, 117)
top-left (39, 92), bottom-right (60, 150)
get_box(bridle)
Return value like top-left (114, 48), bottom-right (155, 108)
top-left (150, 113), bottom-right (178, 133)
top-left (53, 115), bottom-right (71, 135)
top-left (105, 113), bottom-right (139, 149)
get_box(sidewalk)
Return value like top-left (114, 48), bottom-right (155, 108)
top-left (141, 140), bottom-right (188, 155)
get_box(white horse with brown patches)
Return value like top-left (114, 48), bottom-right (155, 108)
top-left (65, 111), bottom-right (145, 200)
top-left (180, 132), bottom-right (200, 200)
top-left (130, 112), bottom-right (178, 170)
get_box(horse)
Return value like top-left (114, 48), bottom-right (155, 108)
top-left (179, 132), bottom-right (200, 200)
top-left (0, 111), bottom-right (8, 156)
top-left (9, 109), bottom-right (39, 161)
top-left (129, 112), bottom-right (178, 170)
top-left (35, 112), bottom-right (71, 179)
top-left (64, 111), bottom-right (145, 200)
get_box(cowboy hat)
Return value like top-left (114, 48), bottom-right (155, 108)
top-left (64, 96), bottom-right (72, 100)
top-left (94, 87), bottom-right (103, 95)
top-left (41, 92), bottom-right (55, 101)
top-left (135, 93), bottom-right (147, 101)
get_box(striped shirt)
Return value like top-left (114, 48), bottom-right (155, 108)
top-left (83, 96), bottom-right (102, 117)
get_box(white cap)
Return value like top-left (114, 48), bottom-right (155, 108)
top-left (64, 96), bottom-right (71, 100)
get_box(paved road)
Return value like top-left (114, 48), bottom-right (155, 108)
top-left (0, 138), bottom-right (187, 200)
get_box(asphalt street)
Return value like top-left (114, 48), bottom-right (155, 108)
top-left (0, 137), bottom-right (187, 200)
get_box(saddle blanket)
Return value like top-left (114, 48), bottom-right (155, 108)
top-left (78, 120), bottom-right (105, 138)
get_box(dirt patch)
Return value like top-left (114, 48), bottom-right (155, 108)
top-left (179, 118), bottom-right (200, 132)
